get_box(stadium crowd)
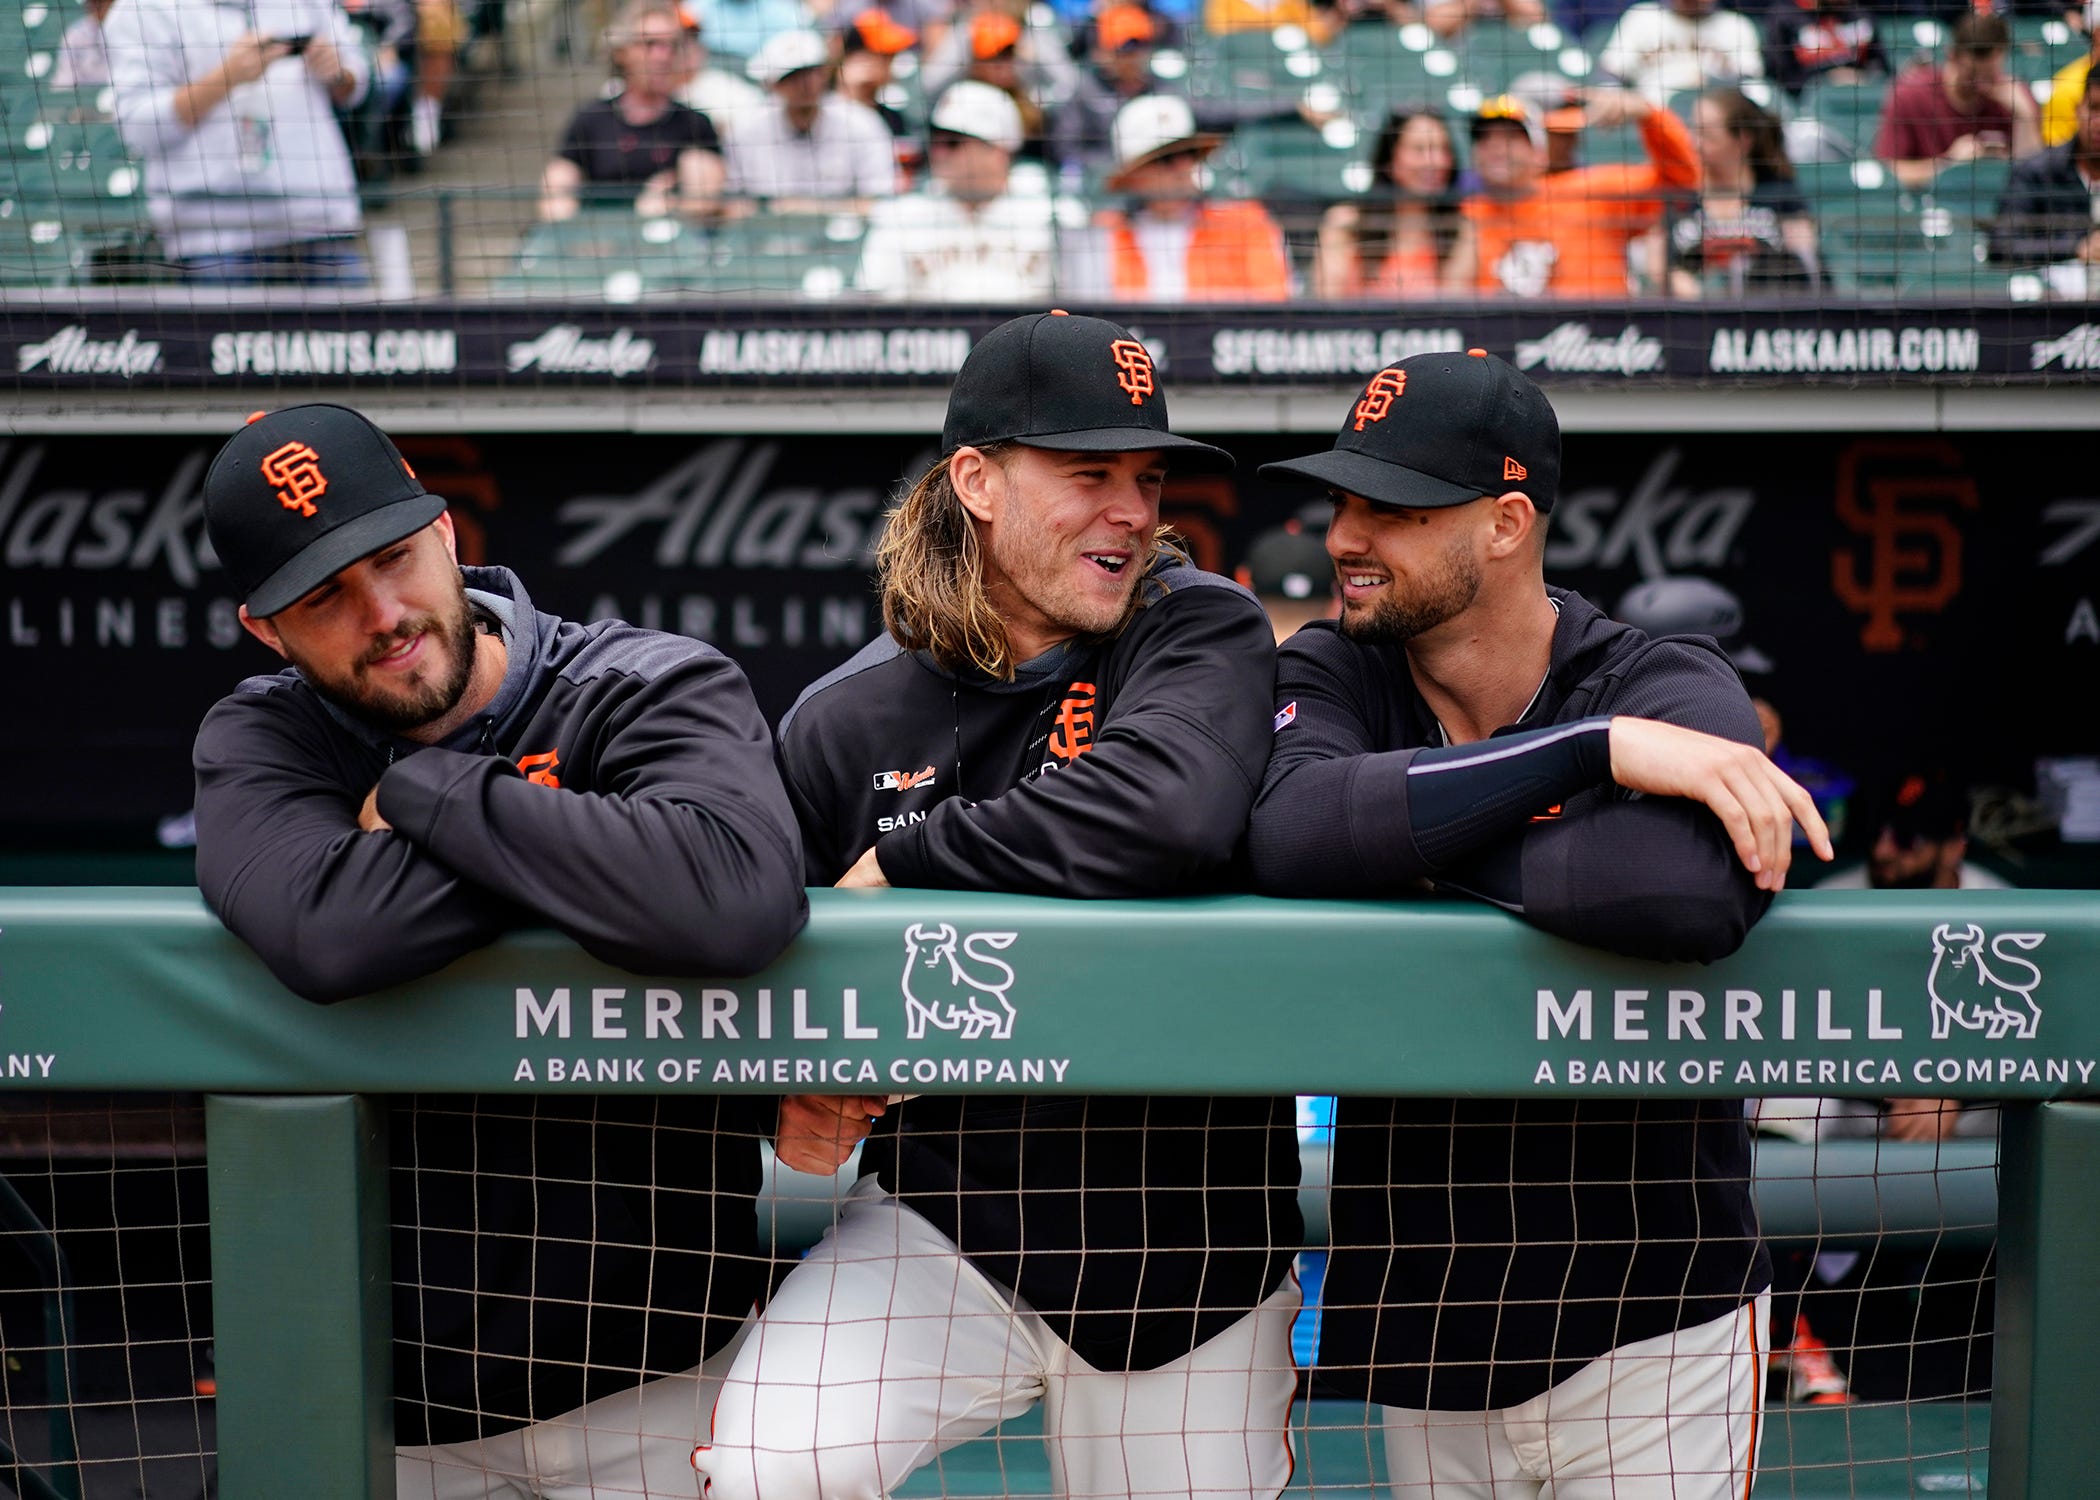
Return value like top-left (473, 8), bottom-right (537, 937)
top-left (6, 0), bottom-right (2094, 293)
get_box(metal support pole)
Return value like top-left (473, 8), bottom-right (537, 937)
top-left (1990, 1100), bottom-right (2100, 1499)
top-left (204, 1094), bottom-right (394, 1500)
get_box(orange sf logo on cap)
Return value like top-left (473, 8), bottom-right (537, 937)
top-left (1352, 369), bottom-right (1407, 431)
top-left (1109, 340), bottom-right (1154, 406)
top-left (260, 441), bottom-right (328, 518)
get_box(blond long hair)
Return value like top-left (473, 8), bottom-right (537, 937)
top-left (877, 445), bottom-right (1180, 681)
top-left (878, 447), bottom-right (1019, 680)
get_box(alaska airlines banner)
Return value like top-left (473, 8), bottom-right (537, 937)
top-left (6, 303), bottom-right (2098, 389)
top-left (1, 429), bottom-right (2092, 836)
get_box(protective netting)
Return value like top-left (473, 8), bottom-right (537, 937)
top-left (0, 1091), bottom-right (2003, 1498)
top-left (3, 0), bottom-right (2094, 397)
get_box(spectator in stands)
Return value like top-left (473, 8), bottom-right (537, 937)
top-left (1424, 0), bottom-right (1546, 42)
top-left (541, 0), bottom-right (726, 221)
top-left (837, 7), bottom-right (923, 178)
top-left (107, 0), bottom-right (371, 283)
top-left (675, 2), bottom-right (771, 140)
top-left (1239, 522), bottom-right (1338, 644)
top-left (1313, 106), bottom-right (1461, 297)
top-left (1761, 0), bottom-right (1884, 98)
top-left (1992, 63), bottom-right (2099, 272)
top-left (1067, 94), bottom-right (1292, 299)
top-left (1204, 0), bottom-right (1344, 38)
top-left (53, 0), bottom-right (113, 88)
top-left (1598, 0), bottom-right (1766, 105)
top-left (2038, 5), bottom-right (2095, 147)
top-left (1444, 88), bottom-right (1698, 296)
top-left (1876, 12), bottom-right (2040, 189)
top-left (688, 0), bottom-right (810, 56)
top-left (727, 27), bottom-right (897, 207)
top-left (1053, 5), bottom-right (1177, 178)
top-left (1658, 85), bottom-right (1820, 295)
top-left (341, 0), bottom-right (419, 168)
top-left (406, 0), bottom-right (463, 155)
top-left (857, 81), bottom-right (1056, 297)
top-left (923, 7), bottom-right (1084, 159)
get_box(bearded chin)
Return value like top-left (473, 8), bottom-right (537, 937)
top-left (299, 592), bottom-right (480, 734)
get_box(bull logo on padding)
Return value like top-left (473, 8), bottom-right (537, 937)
top-left (901, 924), bottom-right (1019, 1041)
top-left (1926, 923), bottom-right (2045, 1041)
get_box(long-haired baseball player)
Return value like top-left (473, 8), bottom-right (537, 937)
top-left (1250, 351), bottom-right (1832, 1498)
top-left (695, 312), bottom-right (1303, 1500)
top-left (191, 404), bottom-right (812, 1499)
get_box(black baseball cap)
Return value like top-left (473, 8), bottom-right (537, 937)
top-left (1258, 349), bottom-right (1561, 512)
top-left (204, 404), bottom-right (443, 618)
top-left (1242, 525), bottom-right (1334, 599)
top-left (942, 311), bottom-right (1233, 471)
top-left (1616, 575), bottom-right (1774, 673)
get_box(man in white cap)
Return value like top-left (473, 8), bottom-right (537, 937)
top-left (726, 28), bottom-right (897, 209)
top-left (858, 80), bottom-right (1056, 299)
top-left (1067, 93), bottom-right (1290, 300)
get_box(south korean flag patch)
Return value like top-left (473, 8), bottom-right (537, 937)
top-left (1272, 701), bottom-right (1297, 733)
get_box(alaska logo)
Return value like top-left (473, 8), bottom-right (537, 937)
top-left (1109, 339), bottom-right (1155, 406)
top-left (901, 924), bottom-right (1019, 1041)
top-left (260, 441), bottom-right (327, 518)
top-left (1352, 369), bottom-right (1406, 430)
top-left (1927, 923), bottom-right (2045, 1041)
top-left (518, 749), bottom-right (562, 788)
top-left (1049, 682), bottom-right (1096, 763)
top-left (873, 766), bottom-right (937, 792)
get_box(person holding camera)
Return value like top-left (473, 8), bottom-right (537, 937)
top-left (108, 0), bottom-right (371, 283)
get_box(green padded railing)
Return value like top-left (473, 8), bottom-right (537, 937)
top-left (0, 886), bottom-right (2096, 1500)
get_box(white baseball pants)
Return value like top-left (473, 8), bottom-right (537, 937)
top-left (396, 1318), bottom-right (751, 1500)
top-left (1378, 1292), bottom-right (1769, 1500)
top-left (695, 1176), bottom-right (1301, 1500)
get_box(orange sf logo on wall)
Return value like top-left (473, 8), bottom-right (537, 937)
top-left (1049, 682), bottom-right (1097, 763)
top-left (1109, 340), bottom-right (1154, 406)
top-left (1352, 370), bottom-right (1407, 431)
top-left (518, 749), bottom-right (562, 787)
top-left (1830, 440), bottom-right (1978, 652)
top-left (260, 441), bottom-right (328, 518)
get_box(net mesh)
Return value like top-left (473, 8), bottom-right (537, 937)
top-left (0, 1090), bottom-right (2004, 1497)
top-left (2, 0), bottom-right (2093, 399)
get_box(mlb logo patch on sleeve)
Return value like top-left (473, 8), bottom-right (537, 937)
top-left (1273, 702), bottom-right (1297, 733)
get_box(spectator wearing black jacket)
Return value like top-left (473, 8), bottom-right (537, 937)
top-left (1249, 352), bottom-right (1832, 1498)
top-left (191, 404), bottom-right (811, 1500)
top-left (1761, 0), bottom-right (1884, 97)
top-left (1991, 65), bottom-right (2100, 267)
top-left (541, 0), bottom-right (726, 219)
top-left (695, 312), bottom-right (1303, 1500)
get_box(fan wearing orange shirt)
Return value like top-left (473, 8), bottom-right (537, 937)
top-left (1443, 88), bottom-right (1699, 297)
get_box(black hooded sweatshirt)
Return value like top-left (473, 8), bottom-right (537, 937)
top-left (776, 554), bottom-right (1303, 1373)
top-left (1249, 587), bottom-right (1774, 1411)
top-left (193, 566), bottom-right (806, 1443)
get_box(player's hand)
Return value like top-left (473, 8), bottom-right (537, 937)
top-left (1884, 1097), bottom-right (1961, 1142)
top-left (774, 1093), bottom-right (889, 1174)
top-left (1606, 718), bottom-right (1834, 890)
top-left (218, 31), bottom-right (289, 87)
top-left (835, 846), bottom-right (890, 888)
top-left (357, 784), bottom-right (392, 833)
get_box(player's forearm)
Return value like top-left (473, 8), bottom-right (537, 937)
top-left (378, 749), bottom-right (808, 976)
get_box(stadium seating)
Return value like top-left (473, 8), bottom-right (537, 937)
top-left (498, 209), bottom-right (869, 300)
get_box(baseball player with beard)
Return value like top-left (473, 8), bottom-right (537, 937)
top-left (1249, 351), bottom-right (1832, 1498)
top-left (694, 311), bottom-right (1303, 1500)
top-left (191, 405), bottom-right (812, 1499)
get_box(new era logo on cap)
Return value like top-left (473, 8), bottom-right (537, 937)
top-left (940, 312), bottom-right (1230, 470)
top-left (203, 404), bottom-right (444, 618)
top-left (1258, 349), bottom-right (1561, 514)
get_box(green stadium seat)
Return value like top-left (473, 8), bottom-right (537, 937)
top-left (1927, 156), bottom-right (2011, 227)
top-left (1446, 20), bottom-right (1566, 95)
top-left (2008, 16), bottom-right (2083, 84)
top-left (1209, 117), bottom-right (1363, 201)
top-left (1186, 27), bottom-right (1325, 114)
top-left (504, 210), bottom-right (711, 300)
top-left (1318, 23), bottom-right (1441, 120)
top-left (1795, 156), bottom-right (1900, 203)
top-left (1798, 79), bottom-right (1889, 153)
top-left (686, 212), bottom-right (866, 296)
top-left (0, 205), bottom-right (78, 285)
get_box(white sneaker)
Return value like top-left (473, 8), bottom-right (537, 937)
top-left (412, 96), bottom-right (441, 155)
